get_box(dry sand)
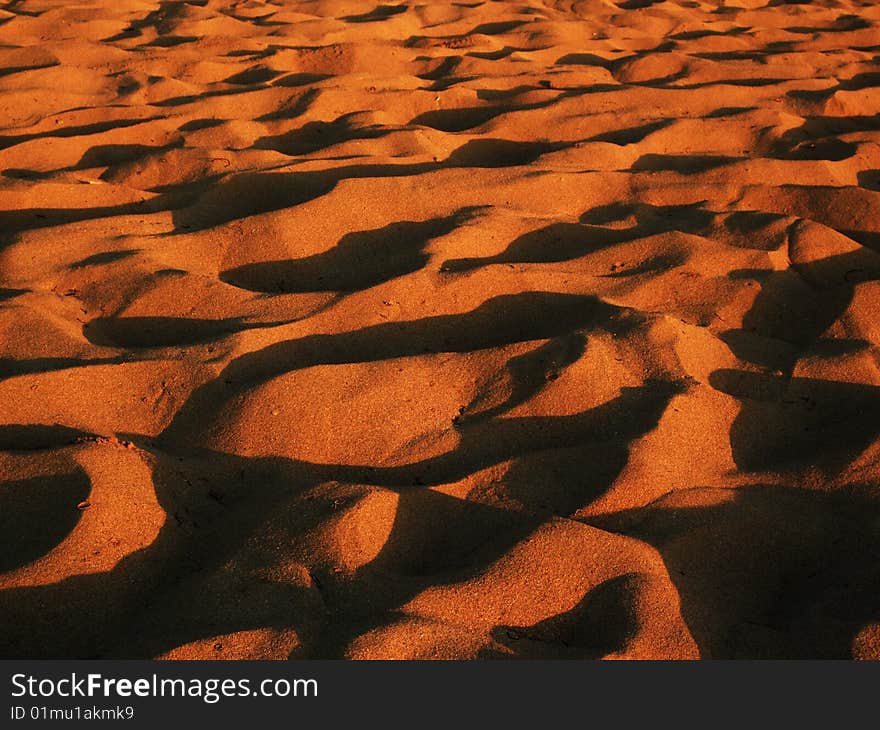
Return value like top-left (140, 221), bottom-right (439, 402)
top-left (1, 0), bottom-right (879, 659)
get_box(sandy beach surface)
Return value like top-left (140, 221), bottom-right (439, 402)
top-left (1, 0), bottom-right (879, 659)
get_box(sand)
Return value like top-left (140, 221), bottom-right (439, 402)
top-left (0, 0), bottom-right (879, 660)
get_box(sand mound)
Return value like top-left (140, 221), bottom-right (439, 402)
top-left (1, 0), bottom-right (879, 659)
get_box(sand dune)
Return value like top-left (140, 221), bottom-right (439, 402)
top-left (1, 0), bottom-right (879, 659)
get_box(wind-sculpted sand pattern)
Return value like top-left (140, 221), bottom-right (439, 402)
top-left (1, 0), bottom-right (880, 660)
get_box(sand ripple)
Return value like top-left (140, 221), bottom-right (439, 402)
top-left (1, 0), bottom-right (880, 659)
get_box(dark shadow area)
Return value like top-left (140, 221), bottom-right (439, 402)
top-left (726, 267), bottom-right (851, 366)
top-left (787, 78), bottom-right (880, 107)
top-left (177, 118), bottom-right (226, 132)
top-left (221, 209), bottom-right (477, 293)
top-left (467, 46), bottom-right (519, 61)
top-left (256, 87), bottom-right (320, 121)
top-left (70, 250), bottom-right (140, 269)
top-left (580, 200), bottom-right (714, 229)
top-left (858, 169), bottom-right (880, 192)
top-left (78, 142), bottom-right (181, 171)
top-left (769, 123), bottom-right (859, 161)
top-left (669, 26), bottom-right (749, 40)
top-left (555, 40), bottom-right (674, 81)
top-left (704, 106), bottom-right (756, 118)
top-left (102, 0), bottom-right (192, 42)
top-left (631, 154), bottom-right (743, 175)
top-left (253, 113), bottom-right (389, 156)
top-left (0, 465), bottom-right (91, 573)
top-left (0, 448), bottom-right (317, 658)
top-left (786, 14), bottom-right (871, 34)
top-left (673, 77), bottom-right (788, 91)
top-left (617, 0), bottom-right (665, 8)
top-left (587, 119), bottom-right (672, 146)
top-left (82, 315), bottom-right (293, 349)
top-left (627, 68), bottom-right (691, 88)
top-left (709, 370), bottom-right (880, 473)
top-left (0, 136), bottom-right (568, 238)
top-left (152, 83), bottom-right (275, 109)
top-left (470, 20), bottom-right (527, 35)
top-left (694, 37), bottom-right (797, 58)
top-left (274, 72), bottom-right (332, 88)
top-left (223, 66), bottom-right (280, 85)
top-left (223, 49), bottom-right (273, 59)
top-left (444, 138), bottom-right (566, 167)
top-left (2, 168), bottom-right (51, 180)
top-left (485, 442), bottom-right (631, 517)
top-left (410, 106), bottom-right (509, 132)
top-left (724, 210), bottom-right (786, 236)
top-left (845, 228), bottom-right (880, 252)
top-left (417, 55), bottom-right (461, 81)
top-left (475, 84), bottom-right (543, 101)
top-left (592, 485), bottom-right (880, 658)
top-left (0, 116), bottom-right (163, 152)
top-left (372, 489), bottom-right (535, 578)
top-left (169, 170), bottom-right (340, 232)
top-left (0, 356), bottom-right (133, 379)
top-left (341, 4), bottom-right (407, 23)
top-left (458, 332), bottom-right (586, 425)
top-left (142, 35), bottom-right (198, 48)
top-left (483, 573), bottom-right (644, 658)
top-left (721, 245), bottom-right (880, 372)
top-left (355, 378), bottom-right (682, 489)
top-left (442, 222), bottom-right (623, 272)
top-left (837, 71), bottom-right (880, 92)
top-left (0, 424), bottom-right (91, 451)
top-left (168, 132), bottom-right (577, 233)
top-left (555, 52), bottom-right (613, 69)
top-left (0, 288), bottom-right (28, 302)
top-left (443, 203), bottom-right (721, 274)
top-left (600, 249), bottom-right (688, 278)
top-left (0, 59), bottom-right (58, 79)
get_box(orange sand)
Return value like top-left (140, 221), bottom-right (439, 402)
top-left (1, 0), bottom-right (880, 659)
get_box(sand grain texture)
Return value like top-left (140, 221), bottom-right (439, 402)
top-left (1, 0), bottom-right (880, 659)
